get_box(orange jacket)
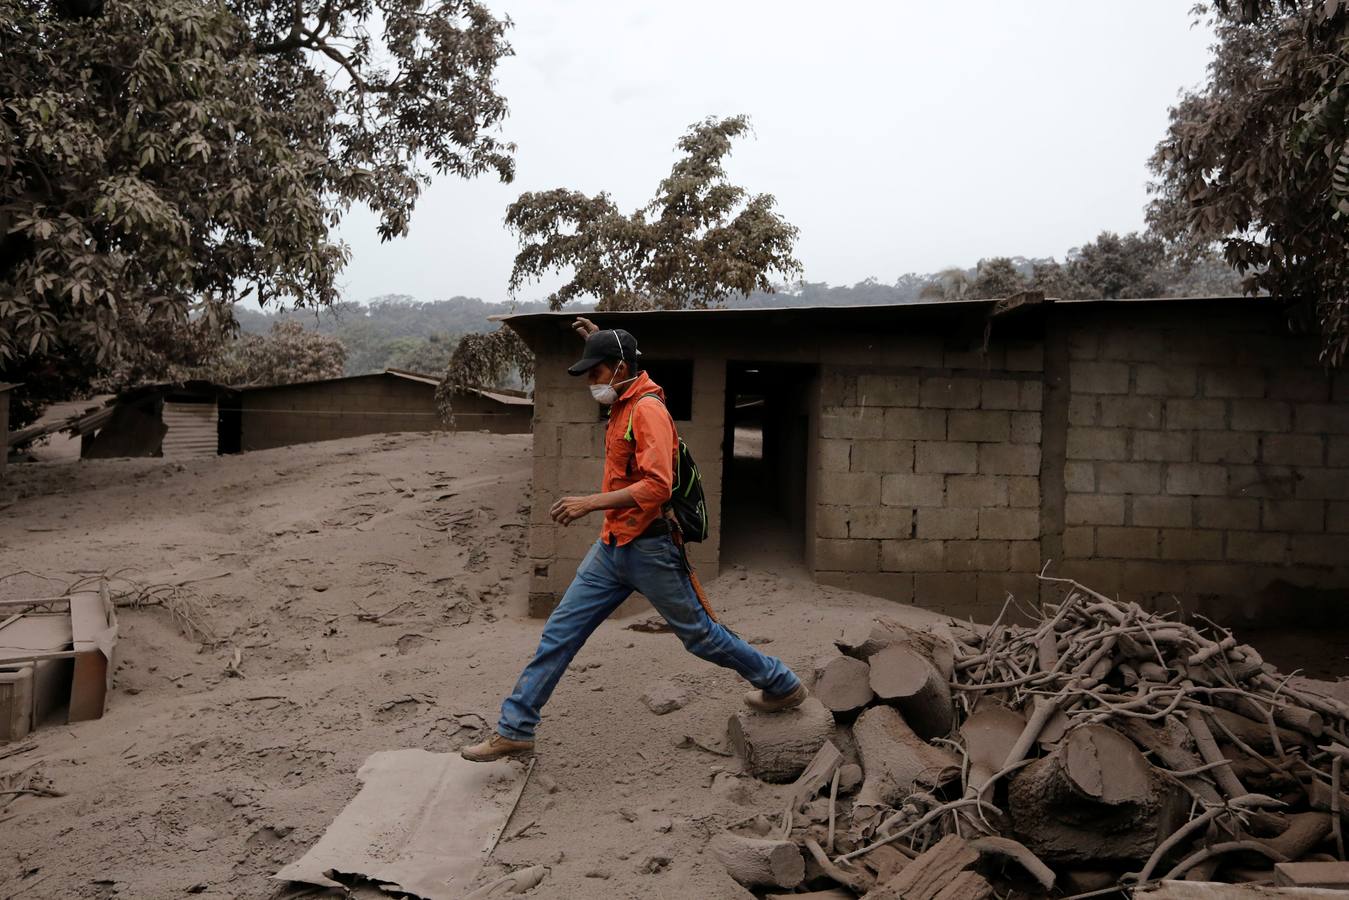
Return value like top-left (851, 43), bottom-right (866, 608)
top-left (600, 371), bottom-right (676, 545)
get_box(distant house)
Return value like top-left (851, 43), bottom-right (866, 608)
top-left (235, 368), bottom-right (531, 451)
top-left (505, 295), bottom-right (1349, 626)
top-left (10, 369), bottom-right (531, 460)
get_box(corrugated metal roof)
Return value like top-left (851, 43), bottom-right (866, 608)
top-left (161, 401), bottom-right (218, 459)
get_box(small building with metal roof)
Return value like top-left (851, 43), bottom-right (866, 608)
top-left (504, 295), bottom-right (1349, 626)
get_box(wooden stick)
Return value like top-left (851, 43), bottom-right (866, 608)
top-left (487, 757), bottom-right (535, 859)
top-left (1163, 840), bottom-right (1288, 880)
top-left (1334, 756), bottom-right (1345, 861)
top-left (826, 766), bottom-right (840, 855)
top-left (1186, 711), bottom-right (1247, 801)
top-left (804, 837), bottom-right (869, 893)
top-left (837, 797), bottom-right (1000, 863)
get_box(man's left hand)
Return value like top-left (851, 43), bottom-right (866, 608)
top-left (550, 496), bottom-right (595, 525)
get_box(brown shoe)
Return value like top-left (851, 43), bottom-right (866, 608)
top-left (744, 682), bottom-right (808, 713)
top-left (460, 733), bottom-right (535, 762)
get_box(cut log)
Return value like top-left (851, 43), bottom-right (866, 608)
top-left (836, 762), bottom-right (863, 794)
top-left (1117, 716), bottom-right (1222, 806)
top-left (852, 705), bottom-right (960, 808)
top-left (709, 832), bottom-right (805, 889)
top-left (1208, 706), bottom-right (1308, 754)
top-left (931, 870), bottom-right (994, 900)
top-left (813, 655), bottom-right (874, 714)
top-left (959, 703), bottom-right (1025, 798)
top-left (836, 618), bottom-right (955, 678)
top-left (869, 644), bottom-right (954, 739)
top-left (728, 696), bottom-right (834, 784)
top-left (1008, 725), bottom-right (1177, 863)
top-left (862, 834), bottom-right (980, 900)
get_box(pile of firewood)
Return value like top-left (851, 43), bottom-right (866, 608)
top-left (708, 577), bottom-right (1349, 898)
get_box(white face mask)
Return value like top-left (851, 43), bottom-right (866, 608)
top-left (590, 367), bottom-right (635, 405)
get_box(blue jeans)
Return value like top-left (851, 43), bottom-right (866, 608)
top-left (498, 535), bottom-right (801, 741)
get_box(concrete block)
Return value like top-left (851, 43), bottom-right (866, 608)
top-left (881, 473), bottom-right (946, 507)
top-left (857, 374), bottom-right (920, 407)
top-left (917, 508), bottom-right (980, 540)
top-left (1228, 531), bottom-right (1289, 563)
top-left (1132, 430), bottom-right (1193, 462)
top-left (822, 406), bottom-right (886, 439)
top-left (1099, 396), bottom-right (1162, 429)
top-left (847, 506), bottom-right (914, 540)
top-left (820, 371), bottom-right (856, 406)
top-left (1064, 461), bottom-right (1095, 492)
top-left (815, 538), bottom-right (880, 572)
top-left (880, 539), bottom-right (945, 572)
top-left (943, 344), bottom-right (1001, 370)
top-left (1066, 427), bottom-right (1128, 461)
top-left (820, 572), bottom-right (915, 605)
top-left (948, 410), bottom-right (1010, 443)
top-left (947, 475), bottom-right (1009, 508)
top-left (817, 505), bottom-right (851, 538)
top-left (980, 508), bottom-right (1040, 540)
top-left (944, 540), bottom-right (1009, 572)
top-left (1099, 329), bottom-right (1164, 362)
top-left (913, 572), bottom-right (979, 617)
top-left (533, 421), bottom-right (562, 455)
top-left (915, 441), bottom-right (978, 474)
top-left (851, 439), bottom-right (915, 474)
top-left (1329, 435), bottom-right (1349, 467)
top-left (1068, 330), bottom-right (1099, 361)
top-left (1019, 381), bottom-right (1044, 411)
top-left (1165, 398), bottom-right (1226, 430)
top-left (1203, 367), bottom-right (1266, 399)
top-left (1070, 361), bottom-right (1129, 394)
top-left (980, 380), bottom-right (1020, 411)
top-left (1132, 496), bottom-right (1192, 528)
top-left (1009, 540), bottom-right (1041, 572)
top-left (885, 407), bottom-right (947, 440)
top-left (819, 438), bottom-right (852, 473)
top-left (1185, 563), bottom-right (1259, 596)
top-left (1096, 526), bottom-right (1159, 559)
top-left (978, 444), bottom-right (1041, 475)
top-left (1291, 534), bottom-right (1349, 566)
top-left (1196, 432), bottom-right (1258, 464)
top-left (1008, 476), bottom-right (1040, 508)
top-left (1263, 498), bottom-right (1325, 532)
top-left (1237, 398), bottom-right (1298, 434)
top-left (1005, 341), bottom-right (1044, 372)
top-left (1262, 434), bottom-right (1325, 467)
top-left (1294, 469), bottom-right (1349, 501)
top-left (1165, 463), bottom-right (1228, 496)
top-left (1268, 370), bottom-right (1331, 402)
top-left (1062, 526), bottom-right (1095, 557)
top-left (527, 525), bottom-right (556, 559)
top-left (1010, 412), bottom-right (1041, 444)
top-left (1229, 464), bottom-right (1296, 499)
top-left (1121, 560), bottom-right (1188, 594)
top-left (1160, 529), bottom-right (1224, 561)
top-left (1097, 461), bottom-right (1162, 495)
top-left (820, 472), bottom-right (883, 506)
top-left (1329, 501), bottom-right (1349, 532)
top-left (1057, 559), bottom-right (1122, 594)
top-left (919, 376), bottom-right (982, 409)
top-left (977, 573), bottom-right (1041, 610)
top-left (1065, 494), bottom-right (1126, 526)
top-left (1134, 363), bottom-right (1197, 397)
top-left (533, 457), bottom-right (560, 493)
top-left (560, 424), bottom-right (603, 458)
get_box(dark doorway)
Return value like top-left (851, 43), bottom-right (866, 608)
top-left (720, 362), bottom-right (815, 569)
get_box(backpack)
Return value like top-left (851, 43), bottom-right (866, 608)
top-left (625, 393), bottom-right (709, 543)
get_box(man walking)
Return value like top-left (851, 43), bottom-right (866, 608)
top-left (462, 320), bottom-right (805, 762)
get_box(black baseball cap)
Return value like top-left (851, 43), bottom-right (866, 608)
top-left (568, 328), bottom-right (641, 376)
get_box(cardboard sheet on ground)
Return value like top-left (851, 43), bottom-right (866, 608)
top-left (274, 749), bottom-right (526, 899)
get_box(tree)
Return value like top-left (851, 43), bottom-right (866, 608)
top-left (504, 115), bottom-right (802, 310)
top-left (435, 326), bottom-right (533, 420)
top-left (970, 257), bottom-right (1028, 299)
top-left (197, 320), bottom-right (346, 386)
top-left (1066, 231), bottom-right (1169, 299)
top-left (1149, 1), bottom-right (1349, 361)
top-left (1, 0), bottom-right (514, 426)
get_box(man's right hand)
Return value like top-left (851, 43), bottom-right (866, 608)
top-left (572, 316), bottom-right (599, 338)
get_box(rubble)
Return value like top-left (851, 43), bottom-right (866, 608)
top-left (707, 577), bottom-right (1349, 897)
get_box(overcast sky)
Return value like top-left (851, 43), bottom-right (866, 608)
top-left (332, 1), bottom-right (1216, 306)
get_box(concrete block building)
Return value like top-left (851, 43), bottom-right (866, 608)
top-left (504, 296), bottom-right (1349, 625)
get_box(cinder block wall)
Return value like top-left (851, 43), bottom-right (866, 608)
top-left (526, 348), bottom-right (725, 616)
top-left (1052, 307), bottom-right (1349, 623)
top-left (811, 336), bottom-right (1046, 619)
